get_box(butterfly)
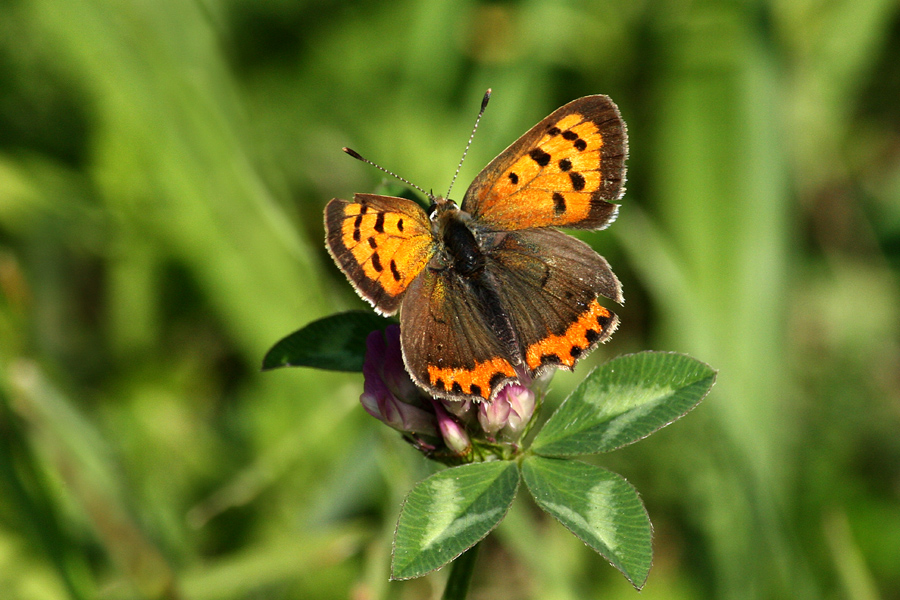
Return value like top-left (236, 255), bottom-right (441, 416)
top-left (325, 93), bottom-right (627, 403)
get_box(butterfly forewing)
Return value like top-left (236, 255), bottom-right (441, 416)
top-left (461, 95), bottom-right (627, 231)
top-left (485, 229), bottom-right (621, 376)
top-left (324, 194), bottom-right (434, 315)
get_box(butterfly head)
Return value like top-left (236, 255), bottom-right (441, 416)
top-left (426, 195), bottom-right (473, 233)
top-left (427, 194), bottom-right (460, 218)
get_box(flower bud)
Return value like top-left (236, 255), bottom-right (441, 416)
top-left (432, 400), bottom-right (471, 455)
top-left (501, 384), bottom-right (536, 434)
top-left (441, 398), bottom-right (474, 420)
top-left (477, 397), bottom-right (512, 434)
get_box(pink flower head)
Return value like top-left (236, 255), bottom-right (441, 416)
top-left (360, 326), bottom-right (437, 436)
top-left (477, 396), bottom-right (512, 434)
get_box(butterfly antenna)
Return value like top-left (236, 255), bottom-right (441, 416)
top-left (446, 88), bottom-right (491, 199)
top-left (342, 147), bottom-right (430, 198)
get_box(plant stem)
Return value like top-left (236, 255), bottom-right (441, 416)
top-left (441, 541), bottom-right (481, 600)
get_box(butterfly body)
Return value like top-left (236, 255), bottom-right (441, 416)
top-left (325, 95), bottom-right (628, 402)
top-left (430, 199), bottom-right (485, 278)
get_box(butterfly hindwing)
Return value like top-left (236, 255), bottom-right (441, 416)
top-left (400, 267), bottom-right (520, 402)
top-left (324, 194), bottom-right (434, 315)
top-left (485, 229), bottom-right (622, 376)
top-left (462, 95), bottom-right (627, 231)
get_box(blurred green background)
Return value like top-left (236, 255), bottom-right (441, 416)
top-left (1, 0), bottom-right (899, 598)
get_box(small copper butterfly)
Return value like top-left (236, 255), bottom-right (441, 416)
top-left (325, 92), bottom-right (628, 402)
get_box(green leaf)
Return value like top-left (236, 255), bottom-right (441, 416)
top-left (532, 351), bottom-right (716, 456)
top-left (392, 461), bottom-right (519, 580)
top-left (261, 311), bottom-right (390, 372)
top-left (522, 456), bottom-right (651, 589)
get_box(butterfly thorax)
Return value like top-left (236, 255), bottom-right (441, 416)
top-left (430, 198), bottom-right (484, 277)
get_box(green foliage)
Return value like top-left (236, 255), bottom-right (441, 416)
top-left (262, 311), bottom-right (391, 372)
top-left (388, 351), bottom-right (712, 589)
top-left (521, 457), bottom-right (651, 589)
top-left (392, 462), bottom-right (519, 580)
top-left (532, 352), bottom-right (716, 456)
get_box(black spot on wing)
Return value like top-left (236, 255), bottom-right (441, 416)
top-left (374, 212), bottom-right (385, 233)
top-left (552, 192), bottom-right (566, 215)
top-left (539, 266), bottom-right (551, 288)
top-left (574, 139), bottom-right (587, 151)
top-left (559, 158), bottom-right (572, 172)
top-left (371, 252), bottom-right (383, 272)
top-left (489, 372), bottom-right (507, 390)
top-left (353, 213), bottom-right (363, 242)
top-left (508, 172), bottom-right (518, 184)
top-left (367, 237), bottom-right (377, 249)
top-left (529, 148), bottom-right (551, 167)
top-left (390, 259), bottom-right (401, 282)
top-left (541, 354), bottom-right (562, 367)
top-left (569, 172), bottom-right (585, 191)
top-left (469, 384), bottom-right (482, 398)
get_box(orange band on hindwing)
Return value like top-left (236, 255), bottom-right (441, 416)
top-left (525, 299), bottom-right (618, 372)
top-left (427, 357), bottom-right (517, 401)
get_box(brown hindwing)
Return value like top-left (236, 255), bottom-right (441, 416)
top-left (399, 267), bottom-right (520, 401)
top-left (485, 228), bottom-right (622, 376)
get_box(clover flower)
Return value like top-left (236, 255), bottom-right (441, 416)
top-left (360, 325), bottom-right (438, 436)
top-left (360, 325), bottom-right (540, 463)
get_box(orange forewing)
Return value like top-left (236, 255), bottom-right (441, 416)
top-left (324, 194), bottom-right (434, 316)
top-left (461, 95), bottom-right (627, 231)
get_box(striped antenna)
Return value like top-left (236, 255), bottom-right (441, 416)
top-left (342, 147), bottom-right (430, 198)
top-left (446, 89), bottom-right (492, 199)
